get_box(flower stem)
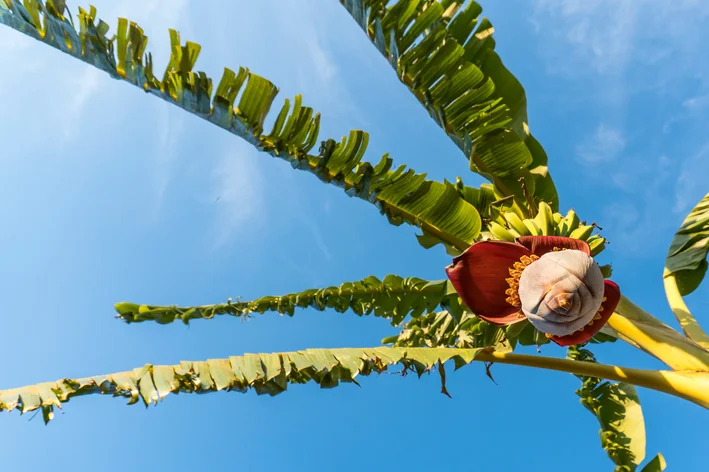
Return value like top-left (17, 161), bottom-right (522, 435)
top-left (663, 274), bottom-right (709, 349)
top-left (606, 295), bottom-right (709, 371)
top-left (476, 350), bottom-right (709, 410)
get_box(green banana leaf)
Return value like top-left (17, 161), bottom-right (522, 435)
top-left (339, 0), bottom-right (558, 210)
top-left (568, 346), bottom-right (647, 471)
top-left (640, 454), bottom-right (666, 472)
top-left (385, 309), bottom-right (511, 351)
top-left (0, 0), bottom-right (483, 252)
top-left (115, 276), bottom-right (453, 326)
top-left (116, 272), bottom-right (616, 351)
top-left (387, 306), bottom-right (615, 352)
top-left (0, 346), bottom-right (488, 423)
top-left (665, 192), bottom-right (709, 295)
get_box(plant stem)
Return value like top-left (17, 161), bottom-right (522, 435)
top-left (476, 350), bottom-right (709, 410)
top-left (606, 295), bottom-right (709, 371)
top-left (663, 274), bottom-right (709, 349)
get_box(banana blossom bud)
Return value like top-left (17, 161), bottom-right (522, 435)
top-left (445, 236), bottom-right (620, 346)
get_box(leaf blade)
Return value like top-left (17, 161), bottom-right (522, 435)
top-left (0, 0), bottom-right (482, 252)
top-left (665, 192), bottom-right (709, 294)
top-left (339, 0), bottom-right (558, 209)
top-left (568, 345), bottom-right (647, 470)
top-left (115, 276), bottom-right (452, 325)
top-left (0, 347), bottom-right (488, 421)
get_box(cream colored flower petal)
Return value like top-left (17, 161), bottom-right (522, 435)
top-left (515, 257), bottom-right (574, 309)
top-left (518, 249), bottom-right (605, 337)
top-left (541, 276), bottom-right (587, 321)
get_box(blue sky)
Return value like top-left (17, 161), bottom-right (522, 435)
top-left (1, 0), bottom-right (708, 470)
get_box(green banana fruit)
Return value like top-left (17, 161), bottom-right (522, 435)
top-left (522, 218), bottom-right (542, 236)
top-left (569, 224), bottom-right (594, 241)
top-left (489, 221), bottom-right (517, 241)
top-left (587, 235), bottom-right (606, 255)
top-left (599, 264), bottom-right (612, 278)
top-left (562, 209), bottom-right (580, 235)
top-left (504, 212), bottom-right (530, 236)
top-left (491, 213), bottom-right (507, 227)
top-left (534, 201), bottom-right (555, 235)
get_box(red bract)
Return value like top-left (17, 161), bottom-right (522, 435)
top-left (445, 235), bottom-right (621, 346)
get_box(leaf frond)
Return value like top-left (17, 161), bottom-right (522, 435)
top-left (0, 346), bottom-right (488, 423)
top-left (0, 0), bottom-right (484, 251)
top-left (340, 0), bottom-right (558, 210)
top-left (115, 276), bottom-right (452, 326)
top-left (567, 345), bottom-right (648, 471)
top-left (665, 192), bottom-right (709, 295)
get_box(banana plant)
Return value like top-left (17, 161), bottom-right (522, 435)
top-left (2, 0), bottom-right (708, 470)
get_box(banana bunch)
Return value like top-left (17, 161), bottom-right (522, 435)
top-left (485, 202), bottom-right (606, 256)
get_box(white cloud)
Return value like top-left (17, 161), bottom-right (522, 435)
top-left (531, 0), bottom-right (709, 125)
top-left (307, 222), bottom-right (333, 262)
top-left (532, 0), bottom-right (640, 78)
top-left (0, 28), bottom-right (43, 87)
top-left (62, 67), bottom-right (103, 140)
top-left (264, 1), bottom-right (368, 130)
top-left (276, 2), bottom-right (341, 91)
top-left (683, 94), bottom-right (709, 110)
top-left (576, 124), bottom-right (626, 164)
top-left (601, 154), bottom-right (673, 254)
top-left (209, 148), bottom-right (265, 250)
top-left (57, 0), bottom-right (190, 135)
top-left (54, 0), bottom-right (191, 210)
top-left (151, 107), bottom-right (185, 215)
top-left (0, 26), bottom-right (33, 53)
top-left (303, 30), bottom-right (337, 87)
top-left (99, 0), bottom-right (190, 63)
top-left (600, 146), bottom-right (704, 256)
top-left (534, 0), bottom-right (639, 76)
top-left (533, 0), bottom-right (709, 76)
top-left (533, 0), bottom-right (709, 225)
top-left (674, 144), bottom-right (709, 214)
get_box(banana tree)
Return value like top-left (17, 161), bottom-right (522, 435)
top-left (2, 0), bottom-right (708, 470)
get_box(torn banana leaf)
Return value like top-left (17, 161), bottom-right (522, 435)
top-left (115, 276), bottom-right (454, 326)
top-left (340, 0), bottom-right (557, 210)
top-left (0, 346), bottom-right (488, 423)
top-left (665, 192), bottom-right (709, 295)
top-left (0, 0), bottom-right (483, 251)
top-left (568, 345), bottom-right (648, 471)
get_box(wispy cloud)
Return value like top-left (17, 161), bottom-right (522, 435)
top-left (532, 0), bottom-right (709, 77)
top-left (62, 0), bottom-right (192, 215)
top-left (0, 28), bottom-right (43, 88)
top-left (59, 0), bottom-right (190, 137)
top-left (306, 220), bottom-right (333, 262)
top-left (576, 124), bottom-right (626, 164)
top-left (0, 26), bottom-right (33, 53)
top-left (533, 0), bottom-right (709, 230)
top-left (257, 1), bottom-right (369, 130)
top-left (275, 3), bottom-right (344, 91)
top-left (682, 94), bottom-right (709, 110)
top-left (301, 27), bottom-right (337, 88)
top-left (532, 0), bottom-right (640, 76)
top-left (674, 144), bottom-right (709, 214)
top-left (209, 148), bottom-right (265, 250)
top-left (62, 67), bottom-right (103, 140)
top-left (221, 2), bottom-right (368, 132)
top-left (151, 107), bottom-right (185, 216)
top-left (531, 0), bottom-right (709, 119)
top-left (601, 154), bottom-right (674, 254)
